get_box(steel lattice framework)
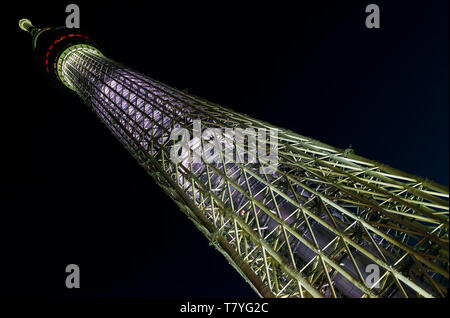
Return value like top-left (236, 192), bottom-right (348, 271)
top-left (20, 20), bottom-right (449, 298)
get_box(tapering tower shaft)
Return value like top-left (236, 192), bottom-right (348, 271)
top-left (20, 20), bottom-right (449, 298)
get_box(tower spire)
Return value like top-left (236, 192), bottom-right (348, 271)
top-left (18, 18), bottom-right (38, 35)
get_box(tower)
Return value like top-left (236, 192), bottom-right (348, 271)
top-left (19, 19), bottom-right (449, 298)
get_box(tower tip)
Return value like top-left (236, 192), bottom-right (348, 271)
top-left (18, 18), bottom-right (33, 32)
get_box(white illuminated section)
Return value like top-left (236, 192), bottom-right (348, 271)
top-left (55, 47), bottom-right (447, 298)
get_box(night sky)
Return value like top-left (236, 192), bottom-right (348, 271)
top-left (2, 1), bottom-right (448, 298)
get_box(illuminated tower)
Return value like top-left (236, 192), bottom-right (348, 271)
top-left (19, 19), bottom-right (449, 298)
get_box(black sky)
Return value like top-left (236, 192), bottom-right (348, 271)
top-left (1, 0), bottom-right (448, 298)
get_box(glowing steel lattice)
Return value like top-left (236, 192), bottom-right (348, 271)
top-left (19, 16), bottom-right (449, 298)
top-left (59, 48), bottom-right (449, 298)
